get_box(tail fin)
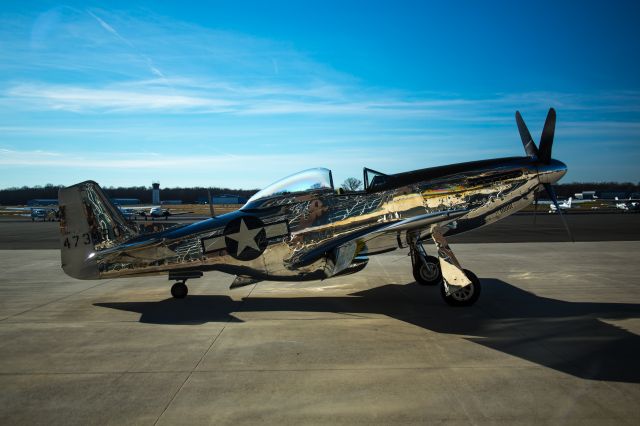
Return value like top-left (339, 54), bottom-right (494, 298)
top-left (58, 181), bottom-right (138, 279)
top-left (567, 197), bottom-right (572, 207)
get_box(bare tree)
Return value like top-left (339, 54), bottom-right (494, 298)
top-left (341, 177), bottom-right (363, 192)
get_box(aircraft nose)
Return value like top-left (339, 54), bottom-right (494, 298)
top-left (538, 159), bottom-right (567, 184)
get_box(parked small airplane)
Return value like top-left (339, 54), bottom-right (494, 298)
top-left (615, 197), bottom-right (640, 211)
top-left (4, 206), bottom-right (60, 221)
top-left (548, 197), bottom-right (572, 213)
top-left (118, 205), bottom-right (190, 220)
top-left (30, 207), bottom-right (59, 222)
top-left (58, 108), bottom-right (569, 306)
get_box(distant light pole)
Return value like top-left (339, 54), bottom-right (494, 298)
top-left (207, 189), bottom-right (215, 218)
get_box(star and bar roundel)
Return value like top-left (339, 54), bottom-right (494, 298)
top-left (201, 215), bottom-right (290, 261)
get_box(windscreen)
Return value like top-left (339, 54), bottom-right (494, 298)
top-left (247, 168), bottom-right (333, 203)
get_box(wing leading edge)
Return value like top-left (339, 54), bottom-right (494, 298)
top-left (291, 209), bottom-right (468, 276)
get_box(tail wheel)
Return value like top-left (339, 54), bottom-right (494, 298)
top-left (171, 281), bottom-right (188, 299)
top-left (413, 255), bottom-right (442, 285)
top-left (441, 269), bottom-right (481, 307)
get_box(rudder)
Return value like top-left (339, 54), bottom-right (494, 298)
top-left (58, 181), bottom-right (138, 279)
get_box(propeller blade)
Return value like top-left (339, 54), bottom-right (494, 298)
top-left (543, 183), bottom-right (574, 242)
top-left (533, 190), bottom-right (538, 226)
top-left (538, 108), bottom-right (556, 164)
top-left (515, 111), bottom-right (539, 158)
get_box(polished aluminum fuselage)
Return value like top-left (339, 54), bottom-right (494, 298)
top-left (62, 156), bottom-right (566, 281)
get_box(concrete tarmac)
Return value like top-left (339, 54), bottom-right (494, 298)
top-left (1, 212), bottom-right (640, 249)
top-left (1, 243), bottom-right (639, 424)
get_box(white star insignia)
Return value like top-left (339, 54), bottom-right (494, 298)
top-left (226, 219), bottom-right (262, 255)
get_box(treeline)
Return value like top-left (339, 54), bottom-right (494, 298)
top-left (1, 182), bottom-right (638, 205)
top-left (0, 184), bottom-right (259, 205)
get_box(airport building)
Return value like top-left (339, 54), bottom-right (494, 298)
top-left (574, 190), bottom-right (639, 200)
top-left (597, 191), bottom-right (629, 199)
top-left (197, 194), bottom-right (248, 204)
top-left (111, 198), bottom-right (141, 205)
top-left (574, 191), bottom-right (596, 200)
top-left (27, 199), bottom-right (58, 206)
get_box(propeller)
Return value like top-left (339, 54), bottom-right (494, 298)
top-left (544, 183), bottom-right (574, 242)
top-left (538, 108), bottom-right (556, 164)
top-left (532, 190), bottom-right (538, 226)
top-left (516, 108), bottom-right (572, 241)
top-left (516, 111), bottom-right (539, 159)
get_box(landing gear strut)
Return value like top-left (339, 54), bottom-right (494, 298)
top-left (409, 236), bottom-right (442, 286)
top-left (430, 226), bottom-right (481, 307)
top-left (168, 271), bottom-right (203, 299)
top-left (409, 227), bottom-right (482, 306)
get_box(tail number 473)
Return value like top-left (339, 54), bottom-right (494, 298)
top-left (63, 233), bottom-right (91, 249)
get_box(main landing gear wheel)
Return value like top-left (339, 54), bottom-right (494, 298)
top-left (440, 269), bottom-right (481, 307)
top-left (171, 281), bottom-right (188, 299)
top-left (413, 255), bottom-right (442, 286)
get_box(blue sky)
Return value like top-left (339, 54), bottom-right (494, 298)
top-left (1, 0), bottom-right (639, 189)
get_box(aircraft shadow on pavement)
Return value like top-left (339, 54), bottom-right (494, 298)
top-left (95, 278), bottom-right (640, 383)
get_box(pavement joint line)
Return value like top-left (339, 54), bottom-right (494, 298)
top-left (148, 287), bottom-right (275, 424)
top-left (0, 314), bottom-right (501, 325)
top-left (152, 325), bottom-right (226, 426)
top-left (191, 365), bottom-right (548, 372)
top-left (439, 368), bottom-right (476, 424)
top-left (0, 279), bottom-right (111, 322)
top-left (151, 281), bottom-right (276, 425)
top-left (0, 365), bottom-right (553, 376)
top-left (331, 311), bottom-right (371, 319)
top-left (0, 371), bottom-right (190, 376)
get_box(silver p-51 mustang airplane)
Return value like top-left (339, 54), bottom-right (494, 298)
top-left (58, 108), bottom-right (568, 306)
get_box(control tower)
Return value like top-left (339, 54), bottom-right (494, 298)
top-left (152, 182), bottom-right (160, 204)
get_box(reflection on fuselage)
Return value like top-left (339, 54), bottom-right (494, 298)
top-left (72, 156), bottom-right (565, 281)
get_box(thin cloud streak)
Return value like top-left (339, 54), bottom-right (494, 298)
top-left (0, 146), bottom-right (510, 169)
top-left (86, 9), bottom-right (166, 79)
top-left (4, 80), bottom-right (640, 120)
top-left (4, 84), bottom-right (226, 112)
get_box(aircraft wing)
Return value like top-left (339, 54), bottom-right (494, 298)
top-left (377, 208), bottom-right (468, 233)
top-left (290, 209), bottom-right (468, 273)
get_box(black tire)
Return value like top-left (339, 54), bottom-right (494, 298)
top-left (171, 282), bottom-right (188, 299)
top-left (413, 255), bottom-right (442, 285)
top-left (440, 269), bottom-right (481, 307)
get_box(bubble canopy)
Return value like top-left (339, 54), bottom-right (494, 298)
top-left (246, 168), bottom-right (334, 203)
